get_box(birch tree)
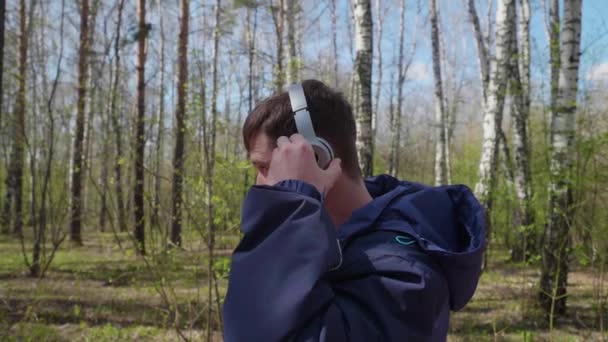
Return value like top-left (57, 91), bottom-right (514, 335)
top-left (81, 0), bottom-right (100, 227)
top-left (330, 0), bottom-right (339, 87)
top-left (1, 0), bottom-right (30, 235)
top-left (473, 0), bottom-right (515, 239)
top-left (548, 0), bottom-right (560, 114)
top-left (204, 0), bottom-right (221, 336)
top-left (30, 0), bottom-right (67, 277)
top-left (539, 0), bottom-right (583, 317)
top-left (170, 0), bottom-right (189, 247)
top-left (69, 0), bottom-right (90, 245)
top-left (430, 0), bottom-right (449, 185)
top-left (269, 0), bottom-right (285, 91)
top-left (110, 0), bottom-right (127, 233)
top-left (0, 0), bottom-right (5, 131)
top-left (389, 0), bottom-right (417, 177)
top-left (246, 4), bottom-right (257, 111)
top-left (153, 6), bottom-right (166, 234)
top-left (353, 0), bottom-right (373, 177)
top-left (373, 0), bottom-right (385, 152)
top-left (467, 0), bottom-right (490, 103)
top-left (134, 0), bottom-right (147, 255)
top-left (510, 0), bottom-right (535, 262)
top-left (285, 0), bottom-right (298, 84)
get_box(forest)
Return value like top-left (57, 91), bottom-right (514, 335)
top-left (0, 0), bottom-right (607, 340)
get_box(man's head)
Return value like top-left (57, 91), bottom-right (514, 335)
top-left (243, 79), bottom-right (361, 183)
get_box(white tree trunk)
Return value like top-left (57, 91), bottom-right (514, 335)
top-left (353, 0), bottom-right (373, 177)
top-left (438, 14), bottom-right (452, 185)
top-left (467, 0), bottom-right (490, 103)
top-left (153, 7), bottom-right (165, 233)
top-left (510, 0), bottom-right (535, 262)
top-left (330, 0), bottom-right (339, 87)
top-left (372, 0), bottom-right (384, 146)
top-left (474, 0), bottom-right (514, 218)
top-left (170, 0), bottom-right (189, 247)
top-left (549, 0), bottom-right (560, 112)
top-left (540, 0), bottom-right (582, 316)
top-left (388, 0), bottom-right (406, 177)
top-left (285, 0), bottom-right (298, 84)
top-left (430, 0), bottom-right (449, 185)
top-left (270, 0), bottom-right (285, 91)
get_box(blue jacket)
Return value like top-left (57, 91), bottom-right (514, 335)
top-left (223, 174), bottom-right (485, 342)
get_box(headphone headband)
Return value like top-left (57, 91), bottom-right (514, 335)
top-left (287, 83), bottom-right (334, 169)
top-left (288, 84), bottom-right (317, 140)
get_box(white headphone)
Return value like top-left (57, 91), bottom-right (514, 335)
top-left (287, 83), bottom-right (335, 169)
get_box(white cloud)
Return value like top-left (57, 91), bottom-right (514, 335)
top-left (586, 62), bottom-right (608, 83)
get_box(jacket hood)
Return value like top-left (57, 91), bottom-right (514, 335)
top-left (337, 174), bottom-right (486, 311)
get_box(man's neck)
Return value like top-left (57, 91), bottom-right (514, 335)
top-left (325, 175), bottom-right (373, 227)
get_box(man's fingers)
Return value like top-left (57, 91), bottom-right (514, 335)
top-left (289, 133), bottom-right (306, 144)
top-left (276, 136), bottom-right (290, 148)
top-left (324, 158), bottom-right (342, 188)
top-left (289, 133), bottom-right (316, 158)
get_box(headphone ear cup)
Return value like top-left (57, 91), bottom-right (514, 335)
top-left (310, 138), bottom-right (334, 170)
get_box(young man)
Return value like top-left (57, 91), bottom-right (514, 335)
top-left (223, 80), bottom-right (485, 341)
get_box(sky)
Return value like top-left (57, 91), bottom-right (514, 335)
top-left (288, 0), bottom-right (608, 141)
top-left (399, 1), bottom-right (604, 82)
top-left (12, 0), bottom-right (605, 128)
top-left (303, 0), bottom-right (608, 106)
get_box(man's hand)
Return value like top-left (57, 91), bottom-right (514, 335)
top-left (263, 134), bottom-right (342, 195)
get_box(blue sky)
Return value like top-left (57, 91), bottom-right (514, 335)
top-left (303, 0), bottom-right (608, 107)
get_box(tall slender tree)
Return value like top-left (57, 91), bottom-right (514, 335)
top-left (330, 0), bottom-right (338, 87)
top-left (269, 0), bottom-right (285, 91)
top-left (285, 0), bottom-right (298, 84)
top-left (2, 0), bottom-right (30, 235)
top-left (242, 3), bottom-right (258, 196)
top-left (390, 0), bottom-right (420, 177)
top-left (539, 0), bottom-right (583, 317)
top-left (204, 0), bottom-right (222, 335)
top-left (170, 0), bottom-right (189, 247)
top-left (153, 5), bottom-right (166, 234)
top-left (510, 0), bottom-right (535, 262)
top-left (438, 8), bottom-right (456, 183)
top-left (352, 0), bottom-right (373, 177)
top-left (430, 0), bottom-right (449, 185)
top-left (81, 0), bottom-right (100, 226)
top-left (0, 0), bottom-right (5, 131)
top-left (134, 0), bottom-right (147, 255)
top-left (31, 0), bottom-right (66, 277)
top-left (99, 114), bottom-right (109, 232)
top-left (246, 4), bottom-right (257, 112)
top-left (373, 0), bottom-right (385, 153)
top-left (111, 0), bottom-right (127, 233)
top-left (388, 0), bottom-right (403, 178)
top-left (467, 0), bottom-right (490, 104)
top-left (473, 0), bottom-right (515, 249)
top-left (69, 0), bottom-right (90, 245)
top-left (548, 0), bottom-right (560, 114)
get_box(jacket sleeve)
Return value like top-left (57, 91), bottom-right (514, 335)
top-left (222, 180), bottom-right (449, 342)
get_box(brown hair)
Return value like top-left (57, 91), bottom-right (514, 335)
top-left (243, 79), bottom-right (361, 179)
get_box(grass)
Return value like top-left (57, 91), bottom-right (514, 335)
top-left (1, 231), bottom-right (226, 341)
top-left (448, 249), bottom-right (607, 341)
top-left (1, 232), bottom-right (606, 341)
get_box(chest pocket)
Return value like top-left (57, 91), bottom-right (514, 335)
top-left (327, 230), bottom-right (431, 281)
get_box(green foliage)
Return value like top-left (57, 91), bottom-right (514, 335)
top-left (213, 256), bottom-right (231, 280)
top-left (521, 330), bottom-right (535, 342)
top-left (80, 323), bottom-right (160, 342)
top-left (87, 323), bottom-right (126, 341)
top-left (8, 323), bottom-right (62, 342)
top-left (233, 0), bottom-right (258, 9)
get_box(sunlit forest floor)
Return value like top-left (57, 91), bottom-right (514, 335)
top-left (1, 232), bottom-right (606, 341)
